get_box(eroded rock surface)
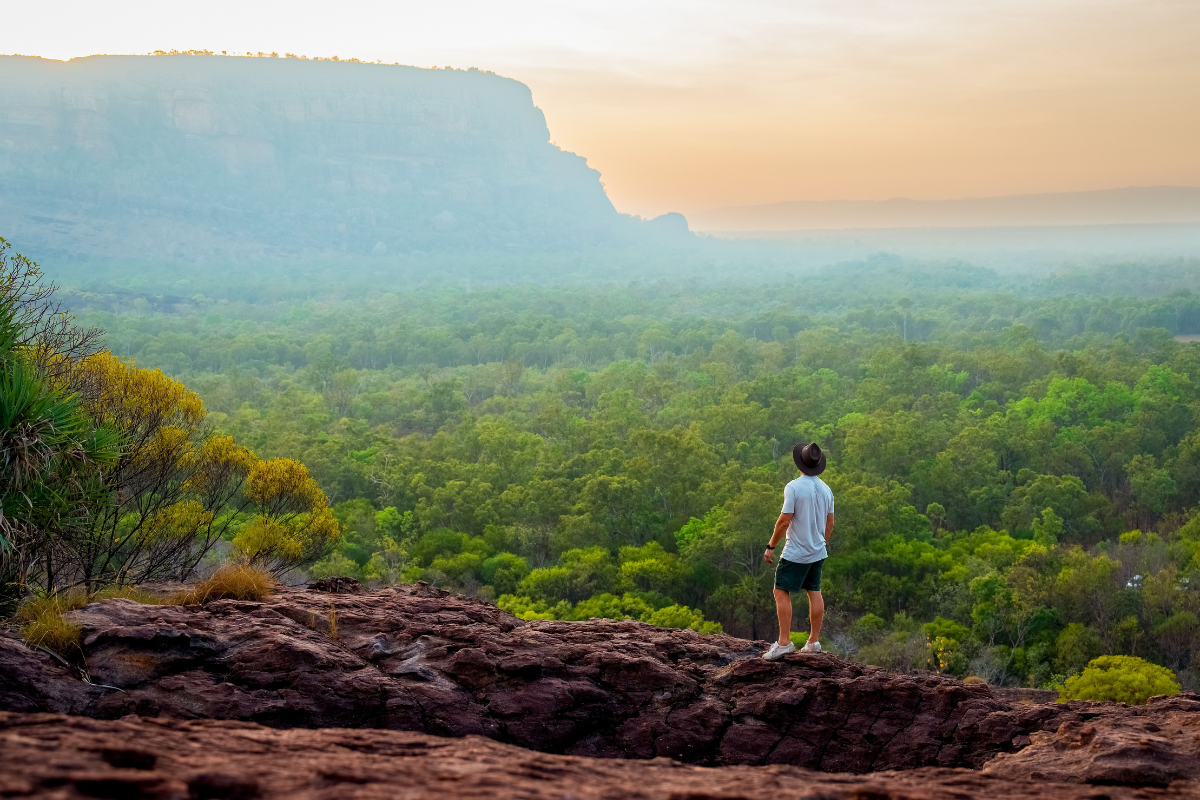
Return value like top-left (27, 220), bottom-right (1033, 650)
top-left (2, 712), bottom-right (1195, 800)
top-left (2, 582), bottom-right (1197, 781)
top-left (983, 693), bottom-right (1200, 786)
top-left (0, 633), bottom-right (100, 715)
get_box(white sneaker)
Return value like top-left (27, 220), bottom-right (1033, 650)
top-left (801, 641), bottom-right (822, 653)
top-left (763, 641), bottom-right (795, 661)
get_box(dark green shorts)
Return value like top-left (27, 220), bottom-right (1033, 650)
top-left (775, 558), bottom-right (824, 593)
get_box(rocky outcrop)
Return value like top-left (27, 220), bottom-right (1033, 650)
top-left (983, 693), bottom-right (1200, 786)
top-left (2, 711), bottom-right (1196, 800)
top-left (5, 583), bottom-right (1200, 791)
top-left (0, 582), bottom-right (1158, 774)
top-left (307, 576), bottom-right (363, 594)
top-left (0, 632), bottom-right (101, 715)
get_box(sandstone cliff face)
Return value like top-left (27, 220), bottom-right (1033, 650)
top-left (0, 55), bottom-right (635, 260)
top-left (5, 582), bottom-right (1197, 782)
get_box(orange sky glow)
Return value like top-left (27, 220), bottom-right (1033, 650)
top-left (5, 0), bottom-right (1199, 218)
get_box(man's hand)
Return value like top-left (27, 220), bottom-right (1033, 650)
top-left (766, 512), bottom-right (792, 565)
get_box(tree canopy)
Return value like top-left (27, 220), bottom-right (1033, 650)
top-left (10, 244), bottom-right (1200, 691)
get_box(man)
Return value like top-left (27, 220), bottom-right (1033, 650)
top-left (762, 442), bottom-right (834, 661)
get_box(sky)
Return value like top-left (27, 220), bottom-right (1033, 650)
top-left (5, 0), bottom-right (1199, 218)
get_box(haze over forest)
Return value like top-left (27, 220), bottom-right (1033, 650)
top-left (4, 53), bottom-right (1200, 285)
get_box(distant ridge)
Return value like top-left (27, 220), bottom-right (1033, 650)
top-left (692, 187), bottom-right (1200, 232)
top-left (0, 54), bottom-right (689, 263)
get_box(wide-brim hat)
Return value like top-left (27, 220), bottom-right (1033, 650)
top-left (793, 442), bottom-right (826, 476)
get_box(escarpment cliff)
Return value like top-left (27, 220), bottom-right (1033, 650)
top-left (3, 582), bottom-right (1199, 794)
top-left (0, 55), bottom-right (680, 261)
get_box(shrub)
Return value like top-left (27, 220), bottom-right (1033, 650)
top-left (645, 603), bottom-right (722, 634)
top-left (858, 629), bottom-right (927, 672)
top-left (429, 551), bottom-right (485, 583)
top-left (496, 593), bottom-right (568, 620)
top-left (172, 564), bottom-right (275, 604)
top-left (495, 590), bottom-right (722, 633)
top-left (927, 635), bottom-right (970, 676)
top-left (851, 613), bottom-right (887, 637)
top-left (518, 547), bottom-right (617, 603)
top-left (1058, 655), bottom-right (1181, 704)
top-left (569, 592), bottom-right (654, 622)
top-left (309, 551), bottom-right (361, 580)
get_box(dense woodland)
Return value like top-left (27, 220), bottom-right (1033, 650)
top-left (8, 245), bottom-right (1200, 692)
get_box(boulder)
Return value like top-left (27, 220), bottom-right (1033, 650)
top-left (307, 576), bottom-right (363, 594)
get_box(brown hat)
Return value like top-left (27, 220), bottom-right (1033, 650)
top-left (792, 442), bottom-right (826, 476)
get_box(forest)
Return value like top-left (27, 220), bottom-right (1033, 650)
top-left (7, 241), bottom-right (1200, 692)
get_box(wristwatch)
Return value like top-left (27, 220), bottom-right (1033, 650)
top-left (765, 544), bottom-right (775, 550)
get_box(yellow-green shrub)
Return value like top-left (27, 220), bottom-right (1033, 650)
top-left (1058, 655), bottom-right (1180, 704)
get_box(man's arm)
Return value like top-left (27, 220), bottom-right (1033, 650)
top-left (825, 513), bottom-right (835, 545)
top-left (764, 512), bottom-right (792, 564)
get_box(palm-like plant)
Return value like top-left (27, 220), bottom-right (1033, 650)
top-left (0, 275), bottom-right (120, 593)
top-left (0, 358), bottom-right (121, 537)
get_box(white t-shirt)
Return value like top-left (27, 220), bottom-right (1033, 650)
top-left (780, 475), bottom-right (835, 564)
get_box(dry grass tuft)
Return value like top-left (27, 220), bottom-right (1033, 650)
top-left (962, 675), bottom-right (988, 685)
top-left (16, 593), bottom-right (87, 659)
top-left (171, 563), bottom-right (275, 605)
top-left (328, 604), bottom-right (339, 639)
top-left (12, 568), bottom-right (271, 659)
top-left (93, 585), bottom-right (164, 604)
top-left (14, 592), bottom-right (88, 624)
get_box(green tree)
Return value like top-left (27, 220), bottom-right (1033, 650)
top-left (1152, 612), bottom-right (1200, 672)
top-left (1054, 623), bottom-right (1103, 676)
top-left (364, 536), bottom-right (411, 585)
top-left (519, 547), bottom-right (617, 603)
top-left (480, 552), bottom-right (529, 595)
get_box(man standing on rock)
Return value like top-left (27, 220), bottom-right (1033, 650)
top-left (762, 442), bottom-right (834, 660)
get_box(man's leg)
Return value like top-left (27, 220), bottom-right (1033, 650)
top-left (806, 590), bottom-right (824, 644)
top-left (773, 588), bottom-right (793, 646)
